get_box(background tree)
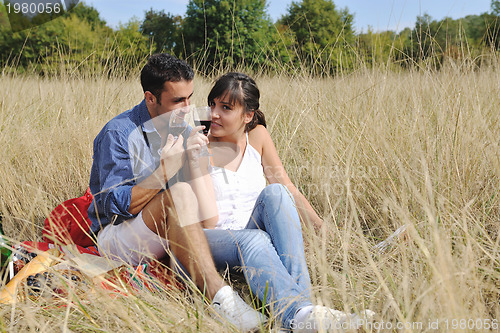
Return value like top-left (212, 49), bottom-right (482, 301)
top-left (492, 0), bottom-right (500, 15)
top-left (357, 29), bottom-right (398, 67)
top-left (399, 9), bottom-right (499, 68)
top-left (181, 0), bottom-right (273, 72)
top-left (0, 7), bottom-right (8, 28)
top-left (70, 2), bottom-right (107, 30)
top-left (141, 9), bottom-right (182, 53)
top-left (261, 23), bottom-right (298, 72)
top-left (1, 0), bottom-right (499, 74)
top-left (0, 2), bottom-right (151, 75)
top-left (111, 19), bottom-right (151, 73)
top-left (278, 0), bottom-right (355, 74)
top-left (484, 0), bottom-right (500, 51)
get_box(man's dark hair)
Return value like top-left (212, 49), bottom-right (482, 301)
top-left (140, 53), bottom-right (194, 104)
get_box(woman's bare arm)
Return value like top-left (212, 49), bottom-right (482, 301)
top-left (253, 125), bottom-right (324, 228)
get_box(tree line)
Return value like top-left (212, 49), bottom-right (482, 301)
top-left (1, 0), bottom-right (499, 76)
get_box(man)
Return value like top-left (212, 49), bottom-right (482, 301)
top-left (87, 53), bottom-right (266, 332)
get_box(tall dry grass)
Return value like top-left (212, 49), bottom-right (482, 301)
top-left (0, 59), bottom-right (499, 332)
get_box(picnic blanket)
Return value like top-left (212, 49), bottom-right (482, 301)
top-left (1, 189), bottom-right (182, 305)
top-left (2, 242), bottom-right (180, 305)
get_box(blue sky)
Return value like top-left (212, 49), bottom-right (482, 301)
top-left (86, 0), bottom-right (492, 33)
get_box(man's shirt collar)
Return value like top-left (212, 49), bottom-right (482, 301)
top-left (137, 99), bottom-right (157, 134)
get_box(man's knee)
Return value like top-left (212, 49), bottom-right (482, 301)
top-left (168, 182), bottom-right (200, 228)
top-left (143, 182), bottom-right (198, 228)
top-left (169, 182), bottom-right (197, 207)
top-left (154, 182), bottom-right (197, 212)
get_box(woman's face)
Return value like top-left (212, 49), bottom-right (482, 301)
top-left (209, 95), bottom-right (253, 139)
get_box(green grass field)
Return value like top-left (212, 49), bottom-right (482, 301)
top-left (0, 61), bottom-right (499, 332)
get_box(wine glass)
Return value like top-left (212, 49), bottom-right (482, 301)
top-left (193, 106), bottom-right (212, 136)
top-left (192, 106), bottom-right (212, 157)
top-left (168, 106), bottom-right (191, 140)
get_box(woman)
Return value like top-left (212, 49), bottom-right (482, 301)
top-left (202, 72), bottom-right (373, 332)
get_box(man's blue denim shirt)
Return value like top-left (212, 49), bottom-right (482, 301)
top-left (88, 99), bottom-right (190, 234)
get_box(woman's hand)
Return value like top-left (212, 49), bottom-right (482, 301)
top-left (186, 126), bottom-right (209, 167)
top-left (300, 205), bottom-right (324, 229)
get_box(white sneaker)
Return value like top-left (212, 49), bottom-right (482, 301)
top-left (293, 305), bottom-right (375, 333)
top-left (211, 285), bottom-right (267, 332)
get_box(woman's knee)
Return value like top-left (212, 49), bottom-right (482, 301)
top-left (261, 184), bottom-right (295, 204)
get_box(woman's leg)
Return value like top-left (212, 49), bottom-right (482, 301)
top-left (246, 184), bottom-right (312, 297)
top-left (204, 228), bottom-right (312, 328)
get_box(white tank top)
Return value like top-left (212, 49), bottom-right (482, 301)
top-left (209, 132), bottom-right (266, 230)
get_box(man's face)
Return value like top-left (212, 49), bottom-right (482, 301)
top-left (147, 79), bottom-right (194, 120)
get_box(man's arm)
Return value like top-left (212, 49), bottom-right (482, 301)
top-left (91, 130), bottom-right (136, 223)
top-left (128, 133), bottom-right (186, 215)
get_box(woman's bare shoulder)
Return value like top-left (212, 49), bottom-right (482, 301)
top-left (248, 125), bottom-right (269, 155)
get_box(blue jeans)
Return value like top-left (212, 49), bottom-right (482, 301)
top-left (205, 184), bottom-right (313, 328)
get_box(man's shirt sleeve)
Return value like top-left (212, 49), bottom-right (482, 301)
top-left (92, 129), bottom-right (135, 222)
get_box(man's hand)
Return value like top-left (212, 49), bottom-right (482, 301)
top-left (160, 133), bottom-right (185, 180)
